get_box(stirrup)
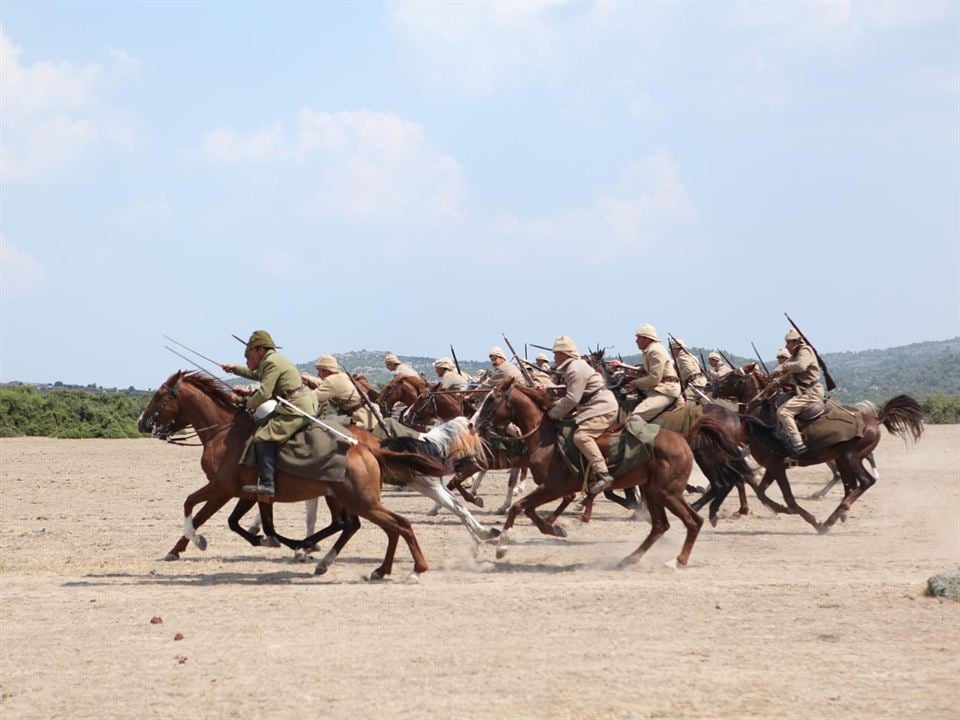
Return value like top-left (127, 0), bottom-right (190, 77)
top-left (587, 473), bottom-right (614, 496)
top-left (243, 482), bottom-right (275, 497)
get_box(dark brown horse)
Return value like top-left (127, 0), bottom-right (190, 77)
top-left (474, 379), bottom-right (703, 567)
top-left (138, 371), bottom-right (446, 579)
top-left (699, 364), bottom-right (924, 532)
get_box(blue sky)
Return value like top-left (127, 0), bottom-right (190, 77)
top-left (1, 1), bottom-right (957, 388)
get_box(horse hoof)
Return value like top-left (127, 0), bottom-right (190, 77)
top-left (817, 523), bottom-right (831, 535)
top-left (426, 506), bottom-right (440, 517)
top-left (314, 562), bottom-right (328, 576)
top-left (404, 572), bottom-right (421, 584)
top-left (495, 546), bottom-right (508, 560)
top-left (262, 536), bottom-right (281, 548)
top-left (617, 556), bottom-right (637, 569)
top-left (163, 553), bottom-right (179, 562)
top-left (195, 535), bottom-right (207, 551)
top-left (709, 516), bottom-right (718, 528)
top-left (366, 569), bottom-right (388, 582)
top-left (664, 559), bottom-right (678, 570)
top-left (485, 526), bottom-right (502, 540)
top-left (473, 497), bottom-right (485, 508)
top-left (553, 525), bottom-right (568, 538)
top-left (294, 549), bottom-right (307, 563)
top-left (495, 506), bottom-right (509, 516)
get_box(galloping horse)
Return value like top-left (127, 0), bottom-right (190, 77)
top-left (698, 364), bottom-right (923, 532)
top-left (138, 371), bottom-right (445, 579)
top-left (475, 379), bottom-right (703, 567)
top-left (378, 375), bottom-right (427, 417)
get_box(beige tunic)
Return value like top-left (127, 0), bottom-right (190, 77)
top-left (772, 344), bottom-right (824, 398)
top-left (628, 341), bottom-right (681, 398)
top-left (676, 352), bottom-right (707, 388)
top-left (547, 358), bottom-right (618, 424)
top-left (393, 362), bottom-right (420, 379)
top-left (302, 372), bottom-right (375, 430)
top-left (481, 360), bottom-right (524, 388)
top-left (707, 363), bottom-right (732, 384)
top-left (439, 370), bottom-right (469, 391)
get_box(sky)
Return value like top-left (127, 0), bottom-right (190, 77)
top-left (1, 0), bottom-right (958, 389)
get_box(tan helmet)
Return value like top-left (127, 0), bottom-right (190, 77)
top-left (708, 351), bottom-right (722, 362)
top-left (384, 352), bottom-right (400, 365)
top-left (784, 329), bottom-right (802, 342)
top-left (551, 335), bottom-right (580, 357)
top-left (314, 355), bottom-right (339, 373)
top-left (776, 347), bottom-right (790, 360)
top-left (535, 352), bottom-right (549, 363)
top-left (433, 357), bottom-right (455, 371)
top-left (634, 323), bottom-right (659, 341)
top-left (488, 346), bottom-right (506, 360)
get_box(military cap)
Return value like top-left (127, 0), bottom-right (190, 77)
top-left (434, 357), bottom-right (455, 371)
top-left (784, 329), bottom-right (802, 342)
top-left (246, 330), bottom-right (277, 351)
top-left (551, 335), bottom-right (580, 357)
top-left (708, 351), bottom-right (722, 362)
top-left (314, 355), bottom-right (340, 373)
top-left (488, 346), bottom-right (507, 360)
top-left (384, 352), bottom-right (400, 365)
top-left (776, 347), bottom-right (790, 360)
top-left (634, 324), bottom-right (659, 341)
top-left (535, 353), bottom-right (549, 363)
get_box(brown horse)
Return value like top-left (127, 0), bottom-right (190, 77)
top-left (378, 375), bottom-right (427, 417)
top-left (138, 371), bottom-right (445, 579)
top-left (700, 364), bottom-right (924, 532)
top-left (474, 379), bottom-right (703, 567)
top-left (351, 374), bottom-right (379, 403)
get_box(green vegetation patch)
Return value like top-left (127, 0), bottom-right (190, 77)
top-left (0, 386), bottom-right (149, 439)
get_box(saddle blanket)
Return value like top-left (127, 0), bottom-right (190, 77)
top-left (556, 416), bottom-right (661, 480)
top-left (241, 420), bottom-right (352, 483)
top-left (656, 403), bottom-right (703, 435)
top-left (799, 402), bottom-right (865, 451)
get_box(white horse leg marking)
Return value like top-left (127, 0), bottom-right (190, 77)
top-left (247, 510), bottom-right (262, 535)
top-left (498, 468), bottom-right (521, 514)
top-left (182, 515), bottom-right (205, 550)
top-left (304, 498), bottom-right (319, 536)
top-left (411, 476), bottom-right (487, 539)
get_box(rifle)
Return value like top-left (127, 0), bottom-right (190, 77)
top-left (667, 333), bottom-right (687, 397)
top-left (751, 341), bottom-right (770, 374)
top-left (342, 367), bottom-right (395, 438)
top-left (449, 344), bottom-right (463, 376)
top-left (528, 342), bottom-right (553, 353)
top-left (502, 334), bottom-right (535, 386)
top-left (718, 349), bottom-right (738, 373)
top-left (784, 313), bottom-right (837, 391)
top-left (698, 349), bottom-right (707, 373)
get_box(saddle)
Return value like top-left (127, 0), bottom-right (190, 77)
top-left (240, 421), bottom-right (351, 483)
top-left (656, 403), bottom-right (704, 435)
top-left (555, 416), bottom-right (660, 481)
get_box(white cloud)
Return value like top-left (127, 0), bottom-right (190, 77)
top-left (492, 150), bottom-right (696, 262)
top-left (0, 25), bottom-right (137, 183)
top-left (199, 110), bottom-right (464, 223)
top-left (0, 235), bottom-right (48, 297)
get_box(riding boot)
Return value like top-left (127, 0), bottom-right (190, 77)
top-left (785, 440), bottom-right (807, 459)
top-left (243, 441), bottom-right (278, 497)
top-left (587, 472), bottom-right (615, 496)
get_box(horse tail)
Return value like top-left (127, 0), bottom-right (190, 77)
top-left (688, 415), bottom-right (742, 466)
top-left (367, 440), bottom-right (450, 482)
top-left (877, 394), bottom-right (924, 443)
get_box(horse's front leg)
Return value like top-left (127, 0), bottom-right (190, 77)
top-left (227, 497), bottom-right (262, 547)
top-left (166, 483), bottom-right (224, 560)
top-left (495, 484), bottom-right (568, 560)
top-left (546, 492), bottom-right (576, 524)
top-left (750, 468), bottom-right (791, 515)
top-left (771, 470), bottom-right (821, 531)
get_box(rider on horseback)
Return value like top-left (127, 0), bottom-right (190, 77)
top-left (222, 331), bottom-right (317, 497)
top-left (479, 346), bottom-right (524, 388)
top-left (433, 357), bottom-right (469, 390)
top-left (302, 355), bottom-right (377, 431)
top-left (669, 337), bottom-right (709, 403)
top-left (768, 329), bottom-right (824, 458)
top-left (385, 352), bottom-right (419, 379)
top-left (609, 324), bottom-right (683, 421)
top-left (546, 336), bottom-right (619, 496)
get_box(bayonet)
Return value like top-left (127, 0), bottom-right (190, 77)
top-left (784, 313), bottom-right (837, 391)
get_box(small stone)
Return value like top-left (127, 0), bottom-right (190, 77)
top-left (174, 633), bottom-right (184, 641)
top-left (150, 616), bottom-right (163, 624)
top-left (176, 655), bottom-right (188, 664)
top-left (927, 568), bottom-right (960, 601)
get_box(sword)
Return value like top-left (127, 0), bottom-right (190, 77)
top-left (162, 346), bottom-right (235, 393)
top-left (163, 335), bottom-right (224, 367)
top-left (275, 397), bottom-right (358, 445)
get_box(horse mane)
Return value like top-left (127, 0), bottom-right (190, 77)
top-left (509, 382), bottom-right (553, 412)
top-left (181, 371), bottom-right (240, 412)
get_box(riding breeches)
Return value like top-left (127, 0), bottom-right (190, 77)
top-left (777, 391), bottom-right (824, 446)
top-left (573, 412), bottom-right (616, 475)
top-left (630, 392), bottom-right (682, 423)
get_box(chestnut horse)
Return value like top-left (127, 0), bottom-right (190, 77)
top-left (474, 380), bottom-right (703, 567)
top-left (378, 375), bottom-right (427, 417)
top-left (138, 371), bottom-right (445, 579)
top-left (699, 364), bottom-right (924, 532)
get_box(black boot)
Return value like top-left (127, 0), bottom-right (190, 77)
top-left (243, 441), bottom-right (278, 497)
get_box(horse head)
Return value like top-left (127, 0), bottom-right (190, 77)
top-left (138, 371), bottom-right (188, 438)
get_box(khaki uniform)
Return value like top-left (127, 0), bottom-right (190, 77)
top-left (439, 370), bottom-right (469, 391)
top-left (772, 343), bottom-right (824, 447)
top-left (548, 358), bottom-right (617, 476)
top-left (707, 362), bottom-right (732, 384)
top-left (393, 362), bottom-right (420, 379)
top-left (626, 341), bottom-right (682, 422)
top-left (675, 352), bottom-right (708, 401)
top-left (233, 350), bottom-right (317, 443)
top-left (302, 371), bottom-right (376, 431)
top-left (481, 360), bottom-right (524, 387)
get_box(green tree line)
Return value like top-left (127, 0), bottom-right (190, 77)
top-left (0, 386), bottom-right (149, 438)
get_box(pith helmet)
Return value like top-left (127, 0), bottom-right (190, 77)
top-left (384, 352), bottom-right (400, 365)
top-left (784, 329), bottom-right (802, 342)
top-left (246, 330), bottom-right (277, 351)
top-left (708, 351), bottom-right (722, 362)
top-left (434, 357), bottom-right (455, 371)
top-left (551, 335), bottom-right (580, 357)
top-left (634, 324), bottom-right (659, 341)
top-left (314, 355), bottom-right (339, 373)
top-left (535, 353), bottom-right (549, 363)
top-left (489, 346), bottom-right (506, 360)
top-left (776, 347), bottom-right (790, 360)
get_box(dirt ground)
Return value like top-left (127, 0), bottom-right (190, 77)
top-left (1, 426), bottom-right (958, 720)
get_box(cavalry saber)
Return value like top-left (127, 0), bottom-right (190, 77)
top-left (275, 397), bottom-right (358, 445)
top-left (163, 346), bottom-right (235, 392)
top-left (162, 335), bottom-right (224, 368)
top-left (751, 341), bottom-right (770, 374)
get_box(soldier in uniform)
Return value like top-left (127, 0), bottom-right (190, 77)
top-left (535, 353), bottom-right (552, 373)
top-left (547, 336), bottom-right (618, 495)
top-left (608, 324), bottom-right (682, 422)
top-left (433, 357), bottom-right (469, 391)
top-left (669, 338), bottom-right (708, 402)
top-left (480, 346), bottom-right (524, 387)
top-left (301, 355), bottom-right (376, 431)
top-left (776, 347), bottom-right (790, 365)
top-left (768, 328), bottom-right (824, 457)
top-left (384, 352), bottom-right (419, 379)
top-left (521, 353), bottom-right (553, 387)
top-left (222, 330), bottom-right (317, 497)
top-left (706, 351), bottom-right (733, 383)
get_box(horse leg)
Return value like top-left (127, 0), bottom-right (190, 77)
top-left (227, 497), bottom-right (263, 547)
top-left (620, 494), bottom-right (669, 567)
top-left (661, 493), bottom-right (704, 566)
top-left (359, 503), bottom-right (428, 580)
top-left (166, 484), bottom-right (222, 560)
top-left (256, 501), bottom-right (311, 552)
top-left (809, 460), bottom-right (842, 499)
top-left (314, 512), bottom-right (362, 576)
top-left (495, 484), bottom-right (569, 560)
top-left (408, 475), bottom-right (497, 541)
top-left (770, 470), bottom-right (821, 531)
top-left (449, 475), bottom-right (483, 507)
top-left (821, 455), bottom-right (877, 531)
top-left (497, 467), bottom-right (523, 515)
top-left (578, 492), bottom-right (597, 524)
top-left (545, 493), bottom-right (576, 525)
top-left (749, 468), bottom-right (792, 515)
top-left (867, 452), bottom-right (879, 480)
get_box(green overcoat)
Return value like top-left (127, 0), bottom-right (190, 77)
top-left (233, 350), bottom-right (317, 443)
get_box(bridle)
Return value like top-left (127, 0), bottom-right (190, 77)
top-left (475, 386), bottom-right (544, 442)
top-left (144, 376), bottom-right (235, 446)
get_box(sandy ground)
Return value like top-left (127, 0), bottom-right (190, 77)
top-left (1, 426), bottom-right (958, 720)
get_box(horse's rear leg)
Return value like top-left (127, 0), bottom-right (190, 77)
top-left (661, 493), bottom-right (703, 566)
top-left (227, 497), bottom-right (262, 546)
top-left (821, 455), bottom-right (876, 531)
top-left (359, 503), bottom-right (428, 580)
top-left (771, 471), bottom-right (821, 531)
top-left (620, 496), bottom-right (669, 567)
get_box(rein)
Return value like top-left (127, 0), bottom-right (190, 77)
top-left (164, 419), bottom-right (234, 446)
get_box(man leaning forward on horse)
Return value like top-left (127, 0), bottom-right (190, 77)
top-left (222, 331), bottom-right (317, 497)
top-left (302, 355), bottom-right (376, 431)
top-left (767, 328), bottom-right (824, 458)
top-left (546, 335), bottom-right (619, 496)
top-left (609, 324), bottom-right (683, 422)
